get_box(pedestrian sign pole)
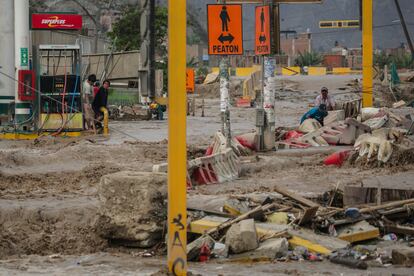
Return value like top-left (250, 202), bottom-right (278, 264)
top-left (362, 0), bottom-right (373, 107)
top-left (167, 0), bottom-right (188, 275)
top-left (208, 2), bottom-right (243, 147)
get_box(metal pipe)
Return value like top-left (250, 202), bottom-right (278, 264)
top-left (100, 107), bottom-right (109, 136)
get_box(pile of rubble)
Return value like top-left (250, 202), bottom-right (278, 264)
top-left (185, 187), bottom-right (414, 269)
top-left (275, 103), bottom-right (414, 168)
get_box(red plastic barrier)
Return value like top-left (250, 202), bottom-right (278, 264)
top-left (205, 146), bottom-right (214, 156)
top-left (324, 150), bottom-right (351, 167)
top-left (284, 130), bottom-right (304, 140)
top-left (192, 164), bottom-right (218, 185)
top-left (234, 132), bottom-right (257, 151)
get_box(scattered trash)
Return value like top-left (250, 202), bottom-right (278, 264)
top-left (383, 233), bottom-right (398, 241)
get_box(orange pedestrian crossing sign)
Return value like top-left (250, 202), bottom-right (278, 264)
top-left (186, 69), bottom-right (195, 93)
top-left (207, 4), bottom-right (243, 55)
top-left (255, 5), bottom-right (270, 55)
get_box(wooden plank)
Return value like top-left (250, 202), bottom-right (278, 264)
top-left (298, 206), bottom-right (319, 225)
top-left (360, 198), bottom-right (414, 213)
top-left (273, 186), bottom-right (319, 208)
top-left (385, 224), bottom-right (414, 236)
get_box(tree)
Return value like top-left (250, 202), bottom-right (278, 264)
top-left (107, 6), bottom-right (168, 54)
top-left (294, 51), bottom-right (323, 67)
top-left (107, 7), bottom-right (141, 51)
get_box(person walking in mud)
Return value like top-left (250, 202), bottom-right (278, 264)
top-left (220, 6), bottom-right (231, 32)
top-left (260, 8), bottom-right (265, 32)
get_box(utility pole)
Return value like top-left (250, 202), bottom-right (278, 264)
top-left (139, 0), bottom-right (156, 100)
top-left (362, 0), bottom-right (373, 107)
top-left (393, 0), bottom-right (414, 58)
top-left (219, 0), bottom-right (232, 148)
top-left (167, 0), bottom-right (187, 274)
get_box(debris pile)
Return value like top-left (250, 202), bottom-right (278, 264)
top-left (186, 186), bottom-right (414, 269)
top-left (273, 101), bottom-right (414, 167)
top-left (108, 104), bottom-right (151, 121)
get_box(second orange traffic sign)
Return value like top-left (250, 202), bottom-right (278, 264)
top-left (255, 5), bottom-right (271, 55)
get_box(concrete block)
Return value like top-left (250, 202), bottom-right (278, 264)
top-left (226, 219), bottom-right (259, 254)
top-left (324, 110), bottom-right (345, 126)
top-left (255, 238), bottom-right (289, 259)
top-left (96, 171), bottom-right (167, 248)
top-left (392, 248), bottom-right (414, 266)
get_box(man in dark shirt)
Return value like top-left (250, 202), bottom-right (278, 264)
top-left (92, 79), bottom-right (110, 130)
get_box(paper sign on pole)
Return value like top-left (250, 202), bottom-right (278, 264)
top-left (207, 4), bottom-right (243, 55)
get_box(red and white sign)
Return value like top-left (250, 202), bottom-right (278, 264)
top-left (31, 14), bottom-right (82, 30)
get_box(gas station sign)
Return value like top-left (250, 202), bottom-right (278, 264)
top-left (31, 14), bottom-right (83, 30)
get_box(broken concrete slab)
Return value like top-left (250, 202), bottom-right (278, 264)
top-left (255, 238), bottom-right (289, 259)
top-left (229, 238), bottom-right (289, 261)
top-left (337, 221), bottom-right (380, 243)
top-left (225, 219), bottom-right (259, 254)
top-left (392, 248), bottom-right (414, 267)
top-left (95, 171), bottom-right (167, 248)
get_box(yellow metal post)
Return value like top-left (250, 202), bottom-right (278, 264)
top-left (100, 107), bottom-right (109, 136)
top-left (167, 0), bottom-right (187, 275)
top-left (362, 0), bottom-right (373, 107)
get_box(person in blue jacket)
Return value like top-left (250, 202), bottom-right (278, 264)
top-left (300, 104), bottom-right (328, 126)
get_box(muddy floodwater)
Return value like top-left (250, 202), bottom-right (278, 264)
top-left (1, 75), bottom-right (413, 275)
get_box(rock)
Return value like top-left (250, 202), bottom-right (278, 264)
top-left (266, 212), bottom-right (289, 224)
top-left (95, 171), bottom-right (167, 248)
top-left (392, 248), bottom-right (414, 266)
top-left (255, 238), bottom-right (289, 259)
top-left (212, 242), bottom-right (229, 258)
top-left (187, 235), bottom-right (215, 261)
top-left (225, 219), bottom-right (259, 254)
